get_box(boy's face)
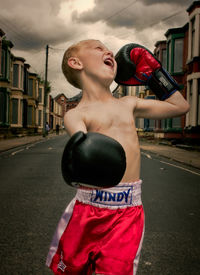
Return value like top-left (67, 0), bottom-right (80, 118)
top-left (76, 40), bottom-right (117, 87)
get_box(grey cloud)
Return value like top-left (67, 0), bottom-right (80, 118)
top-left (141, 0), bottom-right (190, 5)
top-left (72, 0), bottom-right (190, 31)
top-left (0, 0), bottom-right (77, 51)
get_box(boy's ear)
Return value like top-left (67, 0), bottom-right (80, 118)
top-left (68, 57), bottom-right (83, 70)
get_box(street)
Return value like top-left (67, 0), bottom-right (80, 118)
top-left (137, 151), bottom-right (200, 275)
top-left (0, 134), bottom-right (199, 275)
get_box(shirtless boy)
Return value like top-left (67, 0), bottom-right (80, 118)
top-left (46, 39), bottom-right (189, 275)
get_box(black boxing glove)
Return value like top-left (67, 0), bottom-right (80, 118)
top-left (115, 43), bottom-right (180, 100)
top-left (61, 131), bottom-right (126, 188)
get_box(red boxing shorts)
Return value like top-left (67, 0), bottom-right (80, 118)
top-left (46, 180), bottom-right (145, 275)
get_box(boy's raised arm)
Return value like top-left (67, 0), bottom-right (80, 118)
top-left (134, 91), bottom-right (190, 119)
top-left (115, 42), bottom-right (190, 120)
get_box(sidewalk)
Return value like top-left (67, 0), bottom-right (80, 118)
top-left (0, 134), bottom-right (199, 170)
top-left (0, 133), bottom-right (64, 153)
top-left (139, 139), bottom-right (200, 170)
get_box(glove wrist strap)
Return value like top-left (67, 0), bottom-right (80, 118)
top-left (148, 68), bottom-right (179, 100)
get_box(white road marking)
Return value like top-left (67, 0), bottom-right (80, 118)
top-left (9, 136), bottom-right (55, 156)
top-left (11, 149), bottom-right (24, 156)
top-left (26, 144), bottom-right (35, 149)
top-left (141, 152), bottom-right (152, 159)
top-left (160, 160), bottom-right (200, 176)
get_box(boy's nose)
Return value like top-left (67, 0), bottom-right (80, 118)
top-left (105, 50), bottom-right (114, 58)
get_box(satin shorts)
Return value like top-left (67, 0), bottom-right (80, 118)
top-left (46, 180), bottom-right (145, 275)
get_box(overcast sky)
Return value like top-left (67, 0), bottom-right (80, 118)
top-left (0, 0), bottom-right (192, 98)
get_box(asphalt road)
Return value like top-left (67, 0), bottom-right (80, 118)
top-left (0, 134), bottom-right (199, 275)
top-left (137, 151), bottom-right (200, 275)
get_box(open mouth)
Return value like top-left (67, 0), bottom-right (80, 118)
top-left (104, 58), bottom-right (114, 68)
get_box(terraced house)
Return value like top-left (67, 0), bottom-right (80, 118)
top-left (114, 1), bottom-right (200, 144)
top-left (186, 1), bottom-right (200, 137)
top-left (0, 29), bottom-right (12, 133)
top-left (0, 29), bottom-right (63, 138)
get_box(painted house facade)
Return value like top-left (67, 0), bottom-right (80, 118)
top-left (0, 30), bottom-right (63, 138)
top-left (114, 1), bottom-right (200, 143)
top-left (185, 1), bottom-right (200, 138)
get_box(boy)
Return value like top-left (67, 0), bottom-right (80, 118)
top-left (46, 39), bottom-right (189, 275)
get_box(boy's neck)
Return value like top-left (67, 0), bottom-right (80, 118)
top-left (81, 81), bottom-right (113, 103)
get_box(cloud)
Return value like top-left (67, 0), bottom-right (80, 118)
top-left (0, 0), bottom-right (192, 98)
top-left (141, 0), bottom-right (190, 4)
top-left (72, 0), bottom-right (189, 31)
top-left (0, 0), bottom-right (77, 51)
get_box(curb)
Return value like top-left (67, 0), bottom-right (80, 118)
top-left (140, 147), bottom-right (200, 171)
top-left (0, 137), bottom-right (45, 153)
top-left (0, 133), bottom-right (64, 154)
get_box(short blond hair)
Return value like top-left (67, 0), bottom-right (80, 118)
top-left (62, 39), bottom-right (99, 89)
top-left (62, 42), bottom-right (82, 89)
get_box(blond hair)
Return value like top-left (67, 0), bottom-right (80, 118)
top-left (62, 42), bottom-right (82, 89)
top-left (62, 39), bottom-right (99, 89)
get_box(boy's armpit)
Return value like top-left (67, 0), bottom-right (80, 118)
top-left (64, 109), bottom-right (87, 136)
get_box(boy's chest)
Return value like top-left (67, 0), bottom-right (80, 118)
top-left (83, 104), bottom-right (134, 131)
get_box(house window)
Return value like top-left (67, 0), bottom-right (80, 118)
top-left (123, 86), bottom-right (128, 96)
top-left (35, 81), bottom-right (38, 98)
top-left (21, 99), bottom-right (23, 121)
top-left (197, 79), bottom-right (200, 125)
top-left (174, 38), bottom-right (183, 73)
top-left (1, 48), bottom-right (11, 80)
top-left (0, 89), bottom-right (10, 125)
top-left (6, 49), bottom-right (10, 80)
top-left (51, 100), bottom-right (54, 112)
top-left (38, 110), bottom-right (42, 126)
top-left (12, 98), bottom-right (18, 124)
top-left (162, 49), bottom-right (167, 69)
top-left (149, 119), bottom-right (155, 130)
top-left (39, 88), bottom-right (42, 103)
top-left (172, 116), bottom-right (181, 128)
top-left (191, 17), bottom-right (195, 58)
top-left (156, 50), bottom-right (160, 60)
top-left (21, 65), bottom-right (24, 90)
top-left (189, 80), bottom-right (193, 112)
top-left (27, 105), bottom-right (32, 125)
top-left (24, 69), bottom-right (29, 94)
top-left (28, 78), bottom-right (33, 96)
top-left (168, 41), bottom-right (172, 73)
top-left (0, 91), bottom-right (4, 123)
top-left (161, 119), bottom-right (165, 129)
top-left (13, 64), bottom-right (19, 88)
top-left (1, 48), bottom-right (6, 78)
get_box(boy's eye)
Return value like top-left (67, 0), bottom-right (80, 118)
top-left (96, 47), bottom-right (103, 51)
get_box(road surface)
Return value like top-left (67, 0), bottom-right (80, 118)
top-left (0, 134), bottom-right (199, 274)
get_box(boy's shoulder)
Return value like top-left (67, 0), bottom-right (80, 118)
top-left (119, 95), bottom-right (138, 108)
top-left (120, 95), bottom-right (137, 102)
top-left (64, 106), bottom-right (83, 121)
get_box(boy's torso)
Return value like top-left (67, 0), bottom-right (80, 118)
top-left (76, 96), bottom-right (141, 182)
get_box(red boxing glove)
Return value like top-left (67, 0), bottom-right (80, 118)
top-left (115, 43), bottom-right (180, 100)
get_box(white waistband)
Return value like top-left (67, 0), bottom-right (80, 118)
top-left (75, 180), bottom-right (142, 209)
